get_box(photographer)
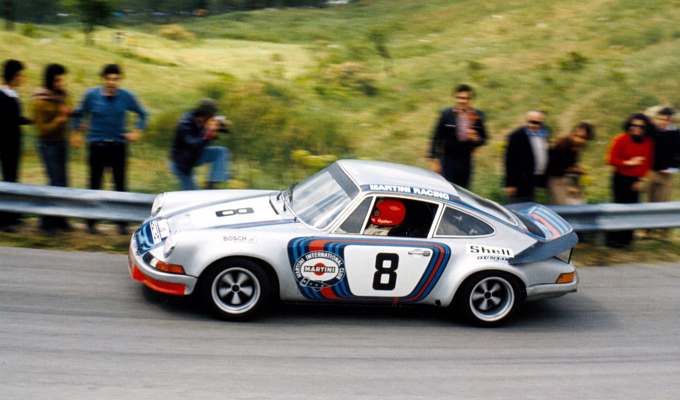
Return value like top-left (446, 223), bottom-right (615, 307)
top-left (170, 98), bottom-right (230, 190)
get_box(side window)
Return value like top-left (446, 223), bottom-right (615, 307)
top-left (436, 207), bottom-right (494, 237)
top-left (363, 197), bottom-right (438, 238)
top-left (335, 197), bottom-right (373, 234)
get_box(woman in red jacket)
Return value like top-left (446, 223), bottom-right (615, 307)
top-left (604, 113), bottom-right (655, 247)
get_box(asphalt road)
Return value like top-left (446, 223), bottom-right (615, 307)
top-left (1, 247), bottom-right (679, 399)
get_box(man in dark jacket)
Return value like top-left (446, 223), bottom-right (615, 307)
top-left (170, 98), bottom-right (230, 190)
top-left (647, 107), bottom-right (680, 238)
top-left (428, 84), bottom-right (487, 189)
top-left (648, 107), bottom-right (680, 202)
top-left (0, 60), bottom-right (30, 232)
top-left (504, 110), bottom-right (549, 203)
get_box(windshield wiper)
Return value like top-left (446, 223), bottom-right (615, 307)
top-left (287, 183), bottom-right (298, 204)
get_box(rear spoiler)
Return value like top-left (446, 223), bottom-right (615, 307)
top-left (509, 231), bottom-right (578, 265)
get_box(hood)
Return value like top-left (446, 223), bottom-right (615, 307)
top-left (135, 190), bottom-right (294, 254)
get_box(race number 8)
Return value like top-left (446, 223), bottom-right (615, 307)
top-left (373, 253), bottom-right (399, 291)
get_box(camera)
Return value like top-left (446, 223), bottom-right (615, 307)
top-left (214, 115), bottom-right (230, 133)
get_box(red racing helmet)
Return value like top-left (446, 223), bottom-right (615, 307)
top-left (371, 199), bottom-right (405, 226)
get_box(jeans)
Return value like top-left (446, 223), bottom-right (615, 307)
top-left (38, 140), bottom-right (69, 230)
top-left (170, 146), bottom-right (230, 190)
top-left (88, 141), bottom-right (127, 230)
top-left (89, 141), bottom-right (126, 192)
top-left (38, 140), bottom-right (68, 187)
top-left (607, 172), bottom-right (640, 247)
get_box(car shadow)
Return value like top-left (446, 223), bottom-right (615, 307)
top-left (138, 286), bottom-right (613, 330)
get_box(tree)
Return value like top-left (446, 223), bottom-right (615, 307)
top-left (63, 0), bottom-right (120, 45)
top-left (3, 0), bottom-right (15, 30)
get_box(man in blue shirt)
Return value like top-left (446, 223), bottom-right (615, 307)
top-left (72, 64), bottom-right (147, 234)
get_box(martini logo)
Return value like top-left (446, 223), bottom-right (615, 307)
top-left (293, 251), bottom-right (346, 289)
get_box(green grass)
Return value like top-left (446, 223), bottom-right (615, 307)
top-left (1, 0), bottom-right (680, 258)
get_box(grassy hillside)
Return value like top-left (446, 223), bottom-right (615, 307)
top-left (1, 0), bottom-right (679, 203)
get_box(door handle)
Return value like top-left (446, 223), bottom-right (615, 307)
top-left (408, 249), bottom-right (431, 256)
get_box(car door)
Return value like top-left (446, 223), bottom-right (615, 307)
top-left (287, 196), bottom-right (452, 304)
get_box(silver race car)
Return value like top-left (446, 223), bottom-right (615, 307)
top-left (129, 160), bottom-right (578, 326)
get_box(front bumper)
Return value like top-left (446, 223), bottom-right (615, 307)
top-left (525, 270), bottom-right (579, 301)
top-left (128, 234), bottom-right (197, 296)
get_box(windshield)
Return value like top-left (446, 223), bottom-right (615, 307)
top-left (454, 185), bottom-right (518, 225)
top-left (285, 164), bottom-right (359, 229)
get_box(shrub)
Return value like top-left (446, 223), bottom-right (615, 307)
top-left (219, 79), bottom-right (352, 175)
top-left (321, 62), bottom-right (378, 96)
top-left (157, 25), bottom-right (196, 41)
top-left (558, 52), bottom-right (589, 71)
top-left (21, 24), bottom-right (37, 38)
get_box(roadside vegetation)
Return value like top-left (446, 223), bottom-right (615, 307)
top-left (1, 0), bottom-right (679, 259)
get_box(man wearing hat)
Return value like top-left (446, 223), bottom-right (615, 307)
top-left (170, 98), bottom-right (230, 190)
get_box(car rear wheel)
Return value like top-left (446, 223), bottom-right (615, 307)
top-left (457, 271), bottom-right (522, 327)
top-left (200, 259), bottom-right (270, 321)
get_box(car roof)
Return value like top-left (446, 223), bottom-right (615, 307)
top-left (336, 159), bottom-right (458, 196)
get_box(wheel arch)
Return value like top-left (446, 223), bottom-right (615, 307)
top-left (452, 268), bottom-right (527, 305)
top-left (199, 256), bottom-right (281, 301)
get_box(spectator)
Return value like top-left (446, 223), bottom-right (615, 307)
top-left (72, 64), bottom-right (147, 235)
top-left (605, 113), bottom-right (654, 247)
top-left (646, 107), bottom-right (679, 239)
top-left (0, 60), bottom-right (30, 233)
top-left (428, 84), bottom-right (487, 188)
top-left (32, 63), bottom-right (73, 236)
top-left (504, 110), bottom-right (549, 203)
top-left (170, 98), bottom-right (230, 190)
top-left (546, 122), bottom-right (594, 205)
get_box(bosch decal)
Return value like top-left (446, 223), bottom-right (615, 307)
top-left (223, 235), bottom-right (256, 243)
top-left (293, 251), bottom-right (346, 289)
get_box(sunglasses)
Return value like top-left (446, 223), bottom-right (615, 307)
top-left (630, 124), bottom-right (646, 128)
top-left (456, 96), bottom-right (471, 100)
top-left (528, 120), bottom-right (543, 126)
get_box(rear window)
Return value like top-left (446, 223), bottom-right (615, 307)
top-left (436, 207), bottom-right (494, 237)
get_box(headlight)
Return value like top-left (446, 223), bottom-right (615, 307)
top-left (151, 193), bottom-right (167, 217)
top-left (163, 233), bottom-right (179, 258)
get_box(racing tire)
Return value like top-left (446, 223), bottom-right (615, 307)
top-left (200, 258), bottom-right (270, 321)
top-left (457, 271), bottom-right (523, 327)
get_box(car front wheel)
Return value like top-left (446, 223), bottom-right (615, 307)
top-left (457, 271), bottom-right (523, 327)
top-left (200, 259), bottom-right (270, 321)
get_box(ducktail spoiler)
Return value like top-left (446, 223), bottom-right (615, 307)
top-left (505, 202), bottom-right (578, 265)
top-left (509, 231), bottom-right (578, 264)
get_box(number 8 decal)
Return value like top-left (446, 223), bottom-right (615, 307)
top-left (373, 253), bottom-right (399, 291)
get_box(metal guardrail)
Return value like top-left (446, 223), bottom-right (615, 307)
top-left (1, 181), bottom-right (680, 230)
top-left (549, 202), bottom-right (680, 232)
top-left (0, 182), bottom-right (155, 223)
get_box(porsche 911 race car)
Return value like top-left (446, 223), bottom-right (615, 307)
top-left (128, 160), bottom-right (578, 326)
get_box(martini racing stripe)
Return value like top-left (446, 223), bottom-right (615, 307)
top-left (522, 205), bottom-right (572, 240)
top-left (288, 237), bottom-right (451, 303)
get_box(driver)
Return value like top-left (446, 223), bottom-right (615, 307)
top-left (363, 199), bottom-right (405, 236)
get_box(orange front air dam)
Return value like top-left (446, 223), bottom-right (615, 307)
top-left (130, 261), bottom-right (186, 296)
